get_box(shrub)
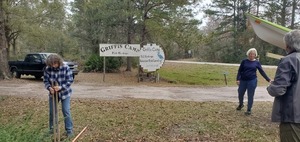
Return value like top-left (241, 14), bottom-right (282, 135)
top-left (83, 54), bottom-right (123, 72)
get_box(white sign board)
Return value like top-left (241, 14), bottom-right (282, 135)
top-left (99, 44), bottom-right (140, 57)
top-left (139, 44), bottom-right (165, 72)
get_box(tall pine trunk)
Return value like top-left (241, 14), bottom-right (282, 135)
top-left (126, 0), bottom-right (133, 71)
top-left (291, 0), bottom-right (297, 29)
top-left (0, 0), bottom-right (10, 79)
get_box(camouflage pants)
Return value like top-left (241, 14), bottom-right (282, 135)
top-left (280, 122), bottom-right (300, 142)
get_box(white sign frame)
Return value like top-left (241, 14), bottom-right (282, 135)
top-left (139, 43), bottom-right (165, 72)
top-left (99, 44), bottom-right (140, 57)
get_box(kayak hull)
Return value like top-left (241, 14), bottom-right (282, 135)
top-left (246, 14), bottom-right (291, 50)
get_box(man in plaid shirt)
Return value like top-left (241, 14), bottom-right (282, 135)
top-left (43, 54), bottom-right (74, 137)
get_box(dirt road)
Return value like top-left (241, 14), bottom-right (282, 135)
top-left (0, 74), bottom-right (274, 102)
top-left (70, 84), bottom-right (273, 102)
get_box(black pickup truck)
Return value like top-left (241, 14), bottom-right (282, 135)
top-left (8, 53), bottom-right (79, 79)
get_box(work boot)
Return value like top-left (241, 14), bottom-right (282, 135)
top-left (48, 129), bottom-right (54, 135)
top-left (245, 110), bottom-right (251, 115)
top-left (236, 104), bottom-right (244, 110)
top-left (66, 131), bottom-right (74, 138)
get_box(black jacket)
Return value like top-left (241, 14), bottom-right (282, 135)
top-left (267, 52), bottom-right (300, 123)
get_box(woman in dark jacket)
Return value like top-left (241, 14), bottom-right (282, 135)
top-left (236, 48), bottom-right (271, 115)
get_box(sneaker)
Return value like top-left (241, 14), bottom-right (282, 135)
top-left (48, 129), bottom-right (54, 135)
top-left (245, 110), bottom-right (251, 115)
top-left (66, 132), bottom-right (74, 138)
top-left (236, 104), bottom-right (244, 110)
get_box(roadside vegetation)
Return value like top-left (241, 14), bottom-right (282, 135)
top-left (159, 62), bottom-right (276, 87)
top-left (0, 63), bottom-right (279, 142)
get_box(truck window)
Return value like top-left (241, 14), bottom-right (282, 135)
top-left (24, 55), bottom-right (32, 62)
top-left (25, 54), bottom-right (41, 63)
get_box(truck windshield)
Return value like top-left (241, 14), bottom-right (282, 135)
top-left (40, 53), bottom-right (57, 60)
top-left (40, 54), bottom-right (48, 60)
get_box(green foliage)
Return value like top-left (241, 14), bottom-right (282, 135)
top-left (0, 121), bottom-right (50, 142)
top-left (0, 97), bottom-right (50, 142)
top-left (202, 0), bottom-right (250, 63)
top-left (71, 0), bottom-right (203, 60)
top-left (106, 57), bottom-right (123, 72)
top-left (83, 54), bottom-right (102, 72)
top-left (83, 54), bottom-right (123, 72)
top-left (123, 57), bottom-right (140, 69)
top-left (4, 0), bottom-right (299, 73)
top-left (200, 0), bottom-right (300, 64)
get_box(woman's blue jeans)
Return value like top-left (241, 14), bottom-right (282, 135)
top-left (238, 78), bottom-right (257, 111)
top-left (49, 95), bottom-right (73, 133)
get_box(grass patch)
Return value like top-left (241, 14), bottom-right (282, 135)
top-left (0, 96), bottom-right (279, 142)
top-left (0, 62), bottom-right (279, 141)
top-left (159, 63), bottom-right (276, 86)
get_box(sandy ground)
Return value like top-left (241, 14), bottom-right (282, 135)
top-left (0, 72), bottom-right (274, 102)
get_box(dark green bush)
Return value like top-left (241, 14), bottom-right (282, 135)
top-left (83, 54), bottom-right (123, 72)
top-left (106, 56), bottom-right (123, 72)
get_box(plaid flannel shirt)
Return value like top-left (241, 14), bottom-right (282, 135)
top-left (43, 64), bottom-right (74, 100)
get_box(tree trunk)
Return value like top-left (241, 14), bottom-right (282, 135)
top-left (0, 0), bottom-right (10, 80)
top-left (126, 57), bottom-right (132, 71)
top-left (291, 0), bottom-right (296, 29)
top-left (256, 0), bottom-right (260, 16)
top-left (141, 0), bottom-right (149, 47)
top-left (126, 0), bottom-right (133, 71)
top-left (280, 0), bottom-right (287, 27)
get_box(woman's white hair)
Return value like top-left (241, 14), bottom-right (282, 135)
top-left (246, 48), bottom-right (257, 57)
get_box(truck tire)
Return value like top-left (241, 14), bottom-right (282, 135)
top-left (11, 68), bottom-right (21, 78)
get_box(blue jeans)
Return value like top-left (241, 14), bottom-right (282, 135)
top-left (238, 78), bottom-right (257, 111)
top-left (49, 95), bottom-right (73, 133)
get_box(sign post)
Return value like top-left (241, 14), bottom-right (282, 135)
top-left (103, 57), bottom-right (105, 82)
